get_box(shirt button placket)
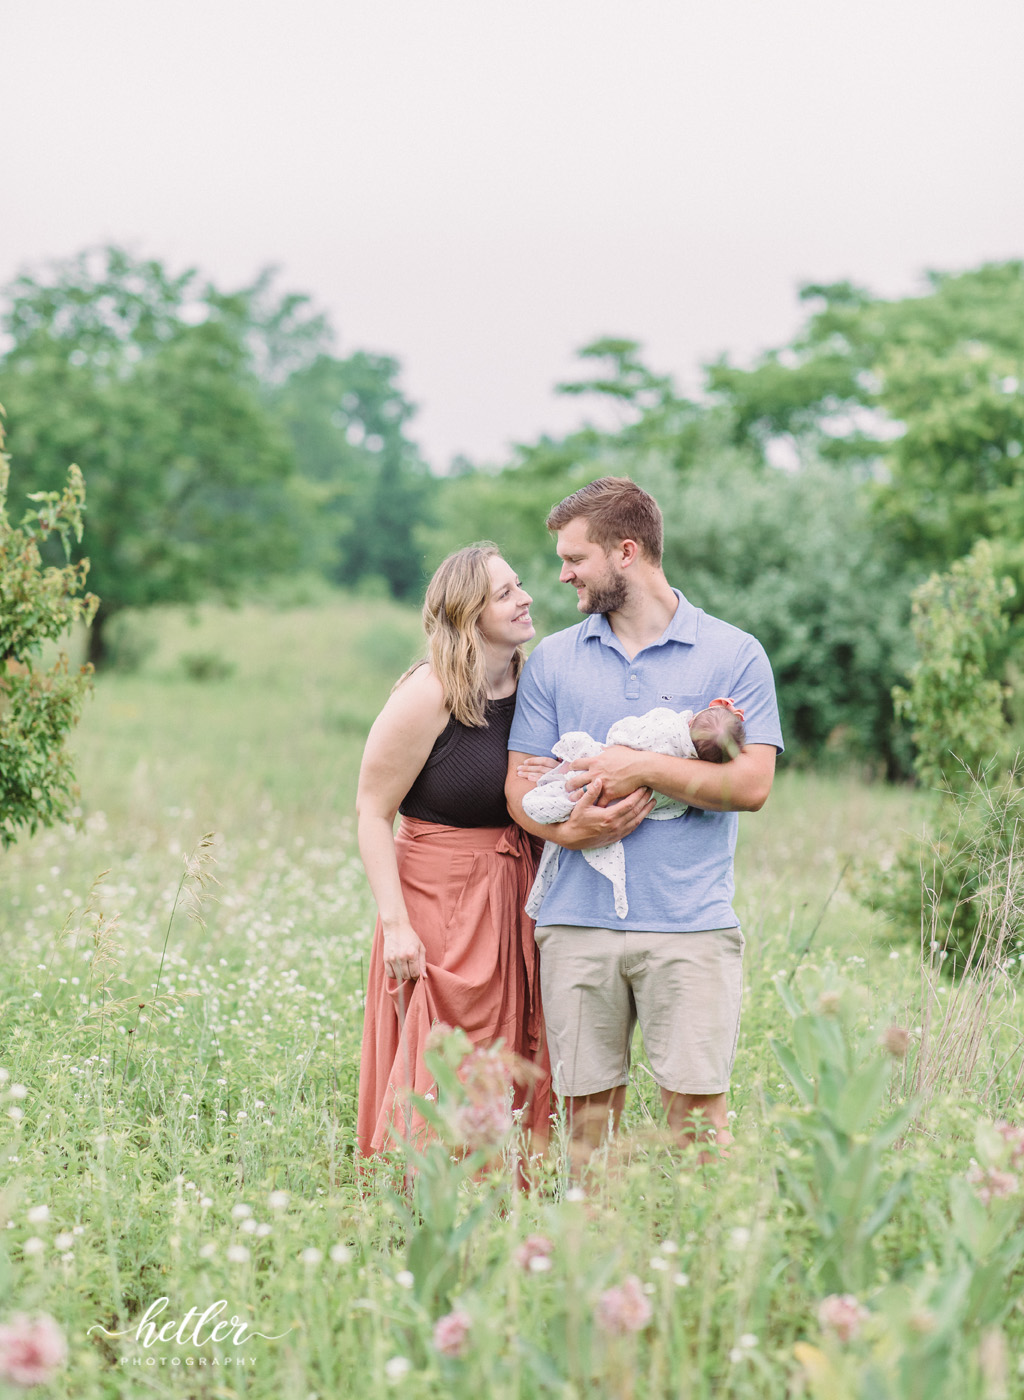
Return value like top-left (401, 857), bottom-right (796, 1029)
top-left (625, 665), bottom-right (641, 701)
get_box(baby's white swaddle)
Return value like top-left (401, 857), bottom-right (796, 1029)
top-left (522, 707), bottom-right (697, 919)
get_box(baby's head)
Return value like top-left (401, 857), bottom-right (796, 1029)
top-left (689, 700), bottom-right (746, 763)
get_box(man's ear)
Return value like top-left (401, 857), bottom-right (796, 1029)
top-left (618, 538), bottom-right (640, 568)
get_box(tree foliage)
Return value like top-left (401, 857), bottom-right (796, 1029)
top-left (892, 541), bottom-right (1014, 792)
top-left (0, 247), bottom-right (302, 663)
top-left (0, 412), bottom-right (98, 845)
top-left (273, 350), bottom-right (435, 600)
top-left (707, 263), bottom-right (1024, 596)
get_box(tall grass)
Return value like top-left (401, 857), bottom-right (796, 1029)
top-left (0, 594), bottom-right (1021, 1398)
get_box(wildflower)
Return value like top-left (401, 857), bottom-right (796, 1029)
top-left (395, 1270), bottom-right (415, 1290)
top-left (529, 1256), bottom-right (552, 1274)
top-left (255, 1223), bottom-right (273, 1238)
top-left (423, 1022), bottom-right (456, 1055)
top-left (649, 1257), bottom-right (669, 1272)
top-left (198, 1243), bottom-right (217, 1259)
top-left (433, 1309), bottom-right (471, 1358)
top-left (22, 1238), bottom-right (45, 1257)
top-left (449, 1045), bottom-right (517, 1151)
top-left (301, 1247), bottom-right (323, 1265)
top-left (330, 1244), bottom-right (352, 1264)
top-left (967, 1165), bottom-right (1018, 1205)
top-left (452, 1098), bottom-right (512, 1152)
top-left (596, 1275), bottom-right (652, 1335)
top-left (881, 1025), bottom-right (911, 1058)
top-left (564, 1187), bottom-right (586, 1203)
top-left (268, 1190), bottom-right (289, 1210)
top-left (384, 1356), bottom-right (412, 1380)
top-left (0, 1312), bottom-right (67, 1386)
top-left (818, 1293), bottom-right (870, 1343)
top-left (25, 1206), bottom-right (49, 1225)
top-left (673, 1273), bottom-right (690, 1287)
top-left (54, 1233), bottom-right (74, 1251)
top-left (225, 1244), bottom-right (250, 1263)
top-left (514, 1235), bottom-right (554, 1271)
top-left (231, 1203), bottom-right (252, 1220)
top-left (659, 1240), bottom-right (679, 1255)
top-left (8, 1085), bottom-right (28, 1100)
top-left (994, 1121), bottom-right (1024, 1167)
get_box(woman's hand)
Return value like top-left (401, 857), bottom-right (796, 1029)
top-left (516, 755), bottom-right (559, 783)
top-left (382, 923), bottom-right (428, 982)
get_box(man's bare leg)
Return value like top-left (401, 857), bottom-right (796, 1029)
top-left (661, 1090), bottom-right (731, 1160)
top-left (565, 1085), bottom-right (627, 1175)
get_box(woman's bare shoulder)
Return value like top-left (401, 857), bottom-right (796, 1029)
top-left (392, 661), bottom-right (446, 705)
top-left (376, 662), bottom-right (448, 735)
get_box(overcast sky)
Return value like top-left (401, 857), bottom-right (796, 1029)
top-left (3, 0), bottom-right (1022, 470)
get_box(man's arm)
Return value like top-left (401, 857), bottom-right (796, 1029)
top-left (506, 751), bottom-right (656, 850)
top-left (563, 743), bottom-right (777, 813)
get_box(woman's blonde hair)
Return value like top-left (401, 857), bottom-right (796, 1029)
top-left (396, 542), bottom-right (524, 727)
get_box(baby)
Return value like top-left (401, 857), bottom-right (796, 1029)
top-left (523, 699), bottom-right (746, 919)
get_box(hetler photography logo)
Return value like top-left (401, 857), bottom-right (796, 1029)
top-left (87, 1296), bottom-right (293, 1371)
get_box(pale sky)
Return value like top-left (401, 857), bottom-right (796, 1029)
top-left (3, 0), bottom-right (1022, 469)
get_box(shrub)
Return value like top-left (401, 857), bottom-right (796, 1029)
top-left (0, 410), bottom-right (98, 844)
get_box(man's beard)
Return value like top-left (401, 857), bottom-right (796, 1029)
top-left (577, 567), bottom-right (628, 615)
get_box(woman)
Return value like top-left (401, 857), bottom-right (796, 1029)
top-left (356, 543), bottom-right (551, 1156)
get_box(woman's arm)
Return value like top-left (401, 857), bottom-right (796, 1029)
top-left (355, 666), bottom-right (450, 980)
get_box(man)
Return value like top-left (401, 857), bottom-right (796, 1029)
top-left (506, 477), bottom-right (783, 1163)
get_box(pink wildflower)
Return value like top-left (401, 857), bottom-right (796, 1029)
top-left (0, 1312), bottom-right (68, 1387)
top-left (994, 1120), bottom-right (1024, 1168)
top-left (596, 1275), bottom-right (652, 1335)
top-left (817, 1294), bottom-right (870, 1344)
top-left (967, 1165), bottom-right (1018, 1205)
top-left (881, 1025), bottom-right (911, 1058)
top-left (514, 1234), bottom-right (554, 1271)
top-left (423, 1022), bottom-right (456, 1056)
top-left (450, 1046), bottom-right (515, 1150)
top-left (433, 1309), bottom-right (471, 1358)
top-left (453, 1097), bottom-right (513, 1151)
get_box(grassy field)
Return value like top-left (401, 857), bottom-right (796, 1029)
top-left (1, 595), bottom-right (1022, 1399)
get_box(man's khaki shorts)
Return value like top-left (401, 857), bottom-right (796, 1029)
top-left (534, 925), bottom-right (745, 1098)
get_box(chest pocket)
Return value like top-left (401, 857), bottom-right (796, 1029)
top-left (656, 693), bottom-right (708, 712)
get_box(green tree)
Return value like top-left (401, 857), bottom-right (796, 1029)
top-left (274, 350), bottom-right (435, 599)
top-left (0, 412), bottom-right (98, 844)
top-left (0, 247), bottom-right (306, 664)
top-left (707, 263), bottom-right (1024, 586)
top-left (868, 545), bottom-right (1021, 971)
top-left (893, 541), bottom-right (1014, 792)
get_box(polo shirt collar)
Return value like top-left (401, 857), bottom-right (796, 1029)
top-left (582, 588), bottom-right (701, 648)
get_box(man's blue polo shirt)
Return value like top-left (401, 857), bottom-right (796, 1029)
top-left (509, 590), bottom-right (784, 933)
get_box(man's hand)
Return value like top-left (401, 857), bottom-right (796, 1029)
top-left (550, 777), bottom-right (656, 851)
top-left (565, 745), bottom-right (647, 803)
top-left (566, 743), bottom-right (778, 814)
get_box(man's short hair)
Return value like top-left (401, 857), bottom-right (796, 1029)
top-left (546, 477), bottom-right (663, 564)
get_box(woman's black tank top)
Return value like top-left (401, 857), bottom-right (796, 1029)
top-left (399, 694), bottom-right (516, 828)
